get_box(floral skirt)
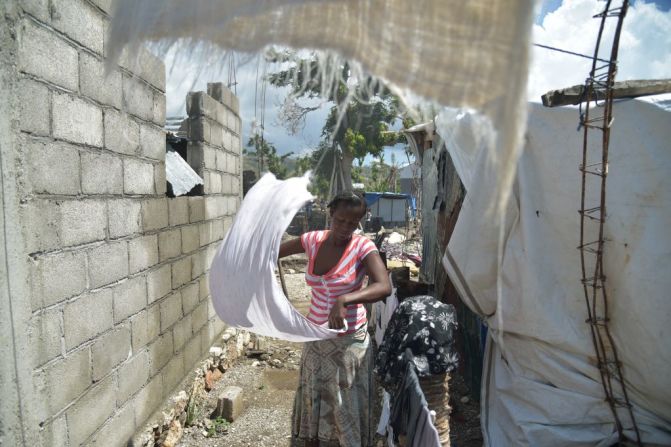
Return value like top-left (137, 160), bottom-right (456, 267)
top-left (291, 326), bottom-right (375, 447)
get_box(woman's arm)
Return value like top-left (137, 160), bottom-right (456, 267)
top-left (279, 237), bottom-right (305, 259)
top-left (328, 251), bottom-right (391, 329)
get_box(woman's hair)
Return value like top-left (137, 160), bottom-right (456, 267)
top-left (327, 191), bottom-right (367, 215)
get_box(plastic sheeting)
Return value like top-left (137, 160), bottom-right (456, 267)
top-left (440, 99), bottom-right (671, 446)
top-left (209, 172), bottom-right (345, 341)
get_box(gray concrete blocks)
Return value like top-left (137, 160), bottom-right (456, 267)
top-left (87, 241), bottom-right (129, 289)
top-left (119, 46), bottom-right (166, 92)
top-left (141, 198), bottom-right (169, 231)
top-left (63, 288), bottom-right (113, 350)
top-left (18, 19), bottom-right (78, 91)
top-left (108, 199), bottom-right (141, 239)
top-left (133, 376), bottom-right (162, 427)
top-left (21, 0), bottom-right (50, 22)
top-left (91, 324), bottom-right (131, 381)
top-left (124, 159), bottom-right (156, 195)
top-left (117, 350), bottom-right (150, 406)
top-left (128, 234), bottom-right (159, 274)
top-left (191, 250), bottom-right (206, 280)
top-left (158, 228), bottom-right (181, 262)
top-left (59, 199), bottom-right (107, 247)
top-left (28, 309), bottom-right (63, 368)
top-left (181, 224), bottom-right (200, 254)
top-left (25, 139), bottom-right (80, 196)
top-left (92, 402), bottom-right (136, 447)
top-left (52, 92), bottom-right (103, 147)
top-left (146, 263), bottom-right (171, 304)
top-left (130, 305), bottom-right (160, 352)
top-left (82, 151), bottom-right (123, 195)
top-left (66, 375), bottom-right (116, 446)
top-left (153, 91), bottom-right (166, 126)
top-left (215, 150), bottom-right (226, 172)
top-left (79, 52), bottom-right (122, 109)
top-left (161, 353), bottom-right (185, 396)
top-left (189, 196), bottom-right (205, 223)
top-left (168, 197), bottom-right (189, 227)
top-left (154, 162), bottom-right (167, 196)
top-left (122, 75), bottom-right (154, 122)
top-left (40, 348), bottom-right (91, 417)
top-left (181, 282), bottom-right (199, 315)
top-left (51, 0), bottom-right (105, 55)
top-left (140, 124), bottom-right (166, 161)
top-left (19, 78), bottom-right (50, 135)
top-left (148, 332), bottom-right (173, 374)
top-left (30, 250), bottom-right (87, 309)
top-left (183, 331), bottom-right (203, 373)
top-left (216, 386), bottom-right (244, 422)
top-left (191, 301), bottom-right (208, 334)
top-left (160, 291), bottom-right (182, 332)
top-left (104, 109), bottom-right (140, 155)
top-left (89, 0), bottom-right (113, 14)
top-left (113, 276), bottom-right (147, 323)
top-left (172, 313), bottom-right (192, 353)
top-left (171, 256), bottom-right (191, 290)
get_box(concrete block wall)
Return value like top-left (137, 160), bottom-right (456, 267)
top-left (0, 1), bottom-right (242, 445)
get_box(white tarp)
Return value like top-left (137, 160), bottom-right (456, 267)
top-left (440, 98), bottom-right (671, 446)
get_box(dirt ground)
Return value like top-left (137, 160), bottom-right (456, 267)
top-left (175, 257), bottom-right (482, 447)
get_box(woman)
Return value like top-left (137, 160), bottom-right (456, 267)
top-left (279, 191), bottom-right (392, 447)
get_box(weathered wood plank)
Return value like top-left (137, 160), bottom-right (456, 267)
top-left (541, 79), bottom-right (671, 107)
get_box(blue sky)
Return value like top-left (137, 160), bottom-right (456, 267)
top-left (165, 0), bottom-right (671, 162)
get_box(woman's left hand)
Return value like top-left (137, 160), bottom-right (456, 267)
top-left (328, 296), bottom-right (348, 329)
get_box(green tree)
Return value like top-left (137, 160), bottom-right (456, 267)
top-left (245, 134), bottom-right (293, 180)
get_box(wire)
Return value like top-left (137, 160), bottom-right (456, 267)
top-left (533, 43), bottom-right (611, 64)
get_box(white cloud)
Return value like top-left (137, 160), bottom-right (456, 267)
top-left (528, 0), bottom-right (671, 101)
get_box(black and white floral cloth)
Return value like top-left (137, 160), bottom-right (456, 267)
top-left (375, 295), bottom-right (458, 391)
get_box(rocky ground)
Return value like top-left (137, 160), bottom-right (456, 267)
top-left (147, 248), bottom-right (483, 447)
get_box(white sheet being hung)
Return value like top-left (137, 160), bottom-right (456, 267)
top-left (106, 0), bottom-right (535, 213)
top-left (209, 172), bottom-right (344, 342)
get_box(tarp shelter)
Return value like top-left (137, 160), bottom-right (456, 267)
top-left (440, 96), bottom-right (671, 446)
top-left (364, 192), bottom-right (413, 227)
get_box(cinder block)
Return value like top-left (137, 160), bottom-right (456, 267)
top-left (28, 309), bottom-right (62, 368)
top-left (119, 45), bottom-right (166, 92)
top-left (161, 353), bottom-right (185, 396)
top-left (122, 75), bottom-right (154, 122)
top-left (22, 0), bottom-right (50, 21)
top-left (66, 375), bottom-right (116, 446)
top-left (206, 83), bottom-right (232, 109)
top-left (108, 199), bottom-right (141, 239)
top-left (87, 241), bottom-right (129, 289)
top-left (124, 159), bottom-right (155, 195)
top-left (223, 216), bottom-right (233, 238)
top-left (205, 244), bottom-right (218, 269)
top-left (19, 78), bottom-right (50, 135)
top-left (117, 350), bottom-right (150, 406)
top-left (232, 134), bottom-right (241, 154)
top-left (216, 386), bottom-right (244, 422)
top-left (191, 301), bottom-right (208, 334)
top-left (140, 124), bottom-right (165, 161)
top-left (189, 196), bottom-right (205, 223)
top-left (202, 146), bottom-right (216, 170)
top-left (158, 228), bottom-right (181, 262)
top-left (52, 92), bottom-right (103, 147)
top-left (89, 0), bottom-right (113, 13)
top-left (51, 0), bottom-right (104, 54)
top-left (133, 376), bottom-right (162, 427)
top-left (168, 197), bottom-right (189, 227)
top-left (81, 151), bottom-right (123, 195)
top-left (154, 162), bottom-right (167, 195)
top-left (130, 305), bottom-right (160, 351)
top-left (63, 288), bottom-right (113, 350)
top-left (40, 348), bottom-right (91, 417)
top-left (30, 250), bottom-right (87, 310)
top-left (146, 263), bottom-right (172, 304)
top-left (159, 290), bottom-right (182, 332)
top-left (18, 19), bottom-right (78, 91)
top-left (215, 150), bottom-right (226, 172)
top-left (172, 314), bottom-right (192, 353)
top-left (199, 276), bottom-right (209, 301)
top-left (210, 122), bottom-right (224, 147)
top-left (223, 131), bottom-right (233, 154)
top-left (183, 331), bottom-right (203, 371)
top-left (209, 172), bottom-right (222, 194)
top-left (91, 324), bottom-right (131, 381)
top-left (141, 198), bottom-right (168, 231)
top-left (191, 251), bottom-right (206, 280)
top-left (198, 221), bottom-right (212, 248)
top-left (24, 138), bottom-right (80, 195)
top-left (230, 94), bottom-right (240, 115)
top-left (80, 52), bottom-right (122, 108)
top-left (153, 91), bottom-right (166, 126)
top-left (186, 141), bottom-right (205, 176)
top-left (187, 116), bottom-right (211, 143)
top-left (181, 282), bottom-right (199, 315)
top-left (38, 416), bottom-right (68, 447)
top-left (181, 224), bottom-right (199, 254)
top-left (104, 109), bottom-right (139, 155)
top-left (171, 256), bottom-right (191, 290)
top-left (113, 276), bottom-right (147, 323)
top-left (128, 234), bottom-right (158, 274)
top-left (148, 332), bottom-right (173, 374)
top-left (60, 200), bottom-right (107, 247)
top-left (92, 402), bottom-right (136, 447)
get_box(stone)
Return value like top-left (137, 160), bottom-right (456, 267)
top-left (209, 347), bottom-right (223, 358)
top-left (52, 92), bottom-right (103, 147)
top-left (215, 386), bottom-right (244, 421)
top-left (162, 420), bottom-right (182, 447)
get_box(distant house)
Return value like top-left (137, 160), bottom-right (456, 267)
top-left (364, 192), bottom-right (413, 228)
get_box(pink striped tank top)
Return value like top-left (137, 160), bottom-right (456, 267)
top-left (301, 230), bottom-right (378, 334)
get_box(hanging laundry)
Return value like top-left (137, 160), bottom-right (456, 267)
top-left (209, 172), bottom-right (345, 342)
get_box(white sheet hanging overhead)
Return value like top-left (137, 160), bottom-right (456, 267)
top-left (209, 172), bottom-right (344, 342)
top-left (440, 99), bottom-right (671, 446)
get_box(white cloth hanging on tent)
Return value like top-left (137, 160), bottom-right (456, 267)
top-left (209, 172), bottom-right (345, 342)
top-left (106, 0), bottom-right (534, 213)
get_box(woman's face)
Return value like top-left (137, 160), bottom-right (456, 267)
top-left (330, 205), bottom-right (364, 243)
